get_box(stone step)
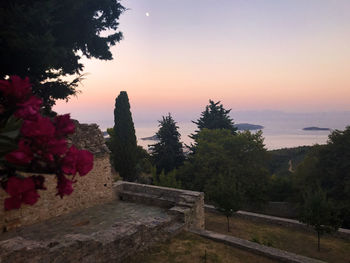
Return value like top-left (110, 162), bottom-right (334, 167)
top-left (164, 222), bottom-right (186, 236)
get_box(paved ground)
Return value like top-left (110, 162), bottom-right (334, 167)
top-left (0, 201), bottom-right (170, 242)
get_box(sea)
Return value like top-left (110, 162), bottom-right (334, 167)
top-left (94, 111), bottom-right (350, 151)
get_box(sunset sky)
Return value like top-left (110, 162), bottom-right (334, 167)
top-left (54, 0), bottom-right (350, 124)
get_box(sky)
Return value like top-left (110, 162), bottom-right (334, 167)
top-left (54, 0), bottom-right (350, 124)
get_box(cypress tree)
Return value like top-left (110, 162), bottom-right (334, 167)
top-left (112, 91), bottom-right (138, 181)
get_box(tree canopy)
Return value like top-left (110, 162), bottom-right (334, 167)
top-left (0, 0), bottom-right (125, 111)
top-left (150, 113), bottom-right (185, 174)
top-left (295, 126), bottom-right (350, 228)
top-left (206, 173), bottom-right (243, 232)
top-left (190, 100), bottom-right (237, 142)
top-left (299, 188), bottom-right (340, 251)
top-left (111, 91), bottom-right (138, 181)
top-left (178, 129), bottom-right (269, 206)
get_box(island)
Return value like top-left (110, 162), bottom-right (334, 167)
top-left (141, 135), bottom-right (159, 141)
top-left (303, 127), bottom-right (330, 131)
top-left (234, 123), bottom-right (264, 131)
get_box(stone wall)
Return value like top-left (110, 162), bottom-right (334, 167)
top-left (114, 181), bottom-right (205, 230)
top-left (243, 202), bottom-right (298, 219)
top-left (0, 122), bottom-right (114, 233)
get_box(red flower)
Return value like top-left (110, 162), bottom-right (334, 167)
top-left (4, 196), bottom-right (22, 210)
top-left (15, 96), bottom-right (42, 120)
top-left (77, 150), bottom-right (93, 176)
top-left (21, 115), bottom-right (55, 138)
top-left (46, 138), bottom-right (68, 156)
top-left (56, 175), bottom-right (74, 198)
top-left (6, 139), bottom-right (33, 165)
top-left (4, 177), bottom-right (40, 210)
top-left (61, 146), bottom-right (94, 176)
top-left (61, 146), bottom-right (79, 175)
top-left (0, 76), bottom-right (31, 101)
top-left (54, 114), bottom-right (75, 137)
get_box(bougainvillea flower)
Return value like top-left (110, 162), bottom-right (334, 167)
top-left (54, 114), bottom-right (75, 136)
top-left (15, 96), bottom-right (42, 120)
top-left (46, 138), bottom-right (68, 156)
top-left (77, 150), bottom-right (94, 176)
top-left (21, 189), bottom-right (40, 205)
top-left (61, 146), bottom-right (94, 176)
top-left (4, 196), bottom-right (22, 210)
top-left (0, 76), bottom-right (31, 101)
top-left (4, 176), bottom-right (40, 210)
top-left (61, 146), bottom-right (79, 175)
top-left (5, 139), bottom-right (33, 165)
top-left (21, 115), bottom-right (55, 138)
top-left (56, 175), bottom-right (74, 198)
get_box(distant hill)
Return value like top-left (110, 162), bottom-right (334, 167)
top-left (141, 135), bottom-right (159, 141)
top-left (303, 126), bottom-right (330, 131)
top-left (267, 146), bottom-right (313, 177)
top-left (235, 123), bottom-right (264, 131)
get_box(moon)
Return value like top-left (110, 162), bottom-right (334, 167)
top-left (145, 12), bottom-right (150, 17)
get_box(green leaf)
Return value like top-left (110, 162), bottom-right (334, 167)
top-left (0, 115), bottom-right (22, 140)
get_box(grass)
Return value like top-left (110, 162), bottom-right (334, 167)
top-left (129, 231), bottom-right (278, 263)
top-left (205, 212), bottom-right (350, 263)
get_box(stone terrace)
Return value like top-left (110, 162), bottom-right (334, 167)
top-left (0, 201), bottom-right (183, 263)
top-left (0, 182), bottom-right (205, 263)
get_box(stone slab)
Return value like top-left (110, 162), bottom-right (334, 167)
top-left (190, 228), bottom-right (326, 263)
top-left (115, 181), bottom-right (205, 230)
top-left (0, 201), bottom-right (182, 263)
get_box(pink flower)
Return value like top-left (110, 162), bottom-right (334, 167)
top-left (61, 146), bottom-right (79, 175)
top-left (56, 175), bottom-right (74, 198)
top-left (0, 76), bottom-right (32, 101)
top-left (21, 115), bottom-right (55, 138)
top-left (15, 96), bottom-right (42, 120)
top-left (46, 138), bottom-right (68, 156)
top-left (4, 196), bottom-right (22, 210)
top-left (54, 114), bottom-right (75, 137)
top-left (4, 177), bottom-right (40, 210)
top-left (61, 146), bottom-right (94, 176)
top-left (5, 139), bottom-right (33, 165)
top-left (77, 150), bottom-right (93, 176)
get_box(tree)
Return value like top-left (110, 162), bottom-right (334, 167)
top-left (111, 91), bottom-right (138, 181)
top-left (299, 188), bottom-right (340, 251)
top-left (190, 100), bottom-right (237, 144)
top-left (152, 168), bottom-right (182, 189)
top-left (206, 174), bottom-right (243, 232)
top-left (178, 129), bottom-right (269, 207)
top-left (150, 114), bottom-right (185, 174)
top-left (294, 126), bottom-right (350, 228)
top-left (0, 0), bottom-right (125, 112)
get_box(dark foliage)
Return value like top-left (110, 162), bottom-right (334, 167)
top-left (299, 188), bottom-right (341, 251)
top-left (295, 126), bottom-right (350, 228)
top-left (190, 100), bottom-right (237, 146)
top-left (111, 91), bottom-right (138, 181)
top-left (206, 173), bottom-right (243, 232)
top-left (267, 146), bottom-right (312, 177)
top-left (150, 113), bottom-right (185, 174)
top-left (0, 0), bottom-right (125, 111)
top-left (178, 129), bottom-right (269, 207)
